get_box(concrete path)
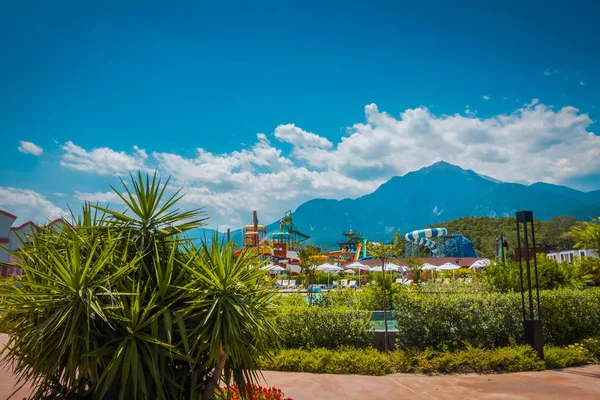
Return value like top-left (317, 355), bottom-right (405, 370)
top-left (261, 366), bottom-right (600, 400)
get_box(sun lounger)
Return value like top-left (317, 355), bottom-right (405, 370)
top-left (288, 280), bottom-right (296, 289)
top-left (403, 279), bottom-right (413, 285)
top-left (276, 280), bottom-right (283, 287)
top-left (281, 280), bottom-right (289, 287)
top-left (395, 278), bottom-right (403, 284)
top-left (348, 280), bottom-right (357, 288)
top-left (332, 281), bottom-right (339, 288)
top-left (340, 279), bottom-right (348, 288)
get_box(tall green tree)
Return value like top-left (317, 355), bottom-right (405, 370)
top-left (365, 233), bottom-right (402, 351)
top-left (569, 217), bottom-right (600, 256)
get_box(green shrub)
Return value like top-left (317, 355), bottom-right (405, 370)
top-left (539, 289), bottom-right (600, 345)
top-left (389, 345), bottom-right (544, 374)
top-left (394, 291), bottom-right (523, 350)
top-left (313, 287), bottom-right (359, 308)
top-left (275, 307), bottom-right (373, 349)
top-left (394, 288), bottom-right (600, 350)
top-left (274, 293), bottom-right (308, 308)
top-left (261, 347), bottom-right (394, 375)
top-left (580, 337), bottom-right (600, 361)
top-left (544, 345), bottom-right (589, 368)
top-left (357, 283), bottom-right (406, 310)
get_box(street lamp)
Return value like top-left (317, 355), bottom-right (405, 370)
top-left (516, 211), bottom-right (544, 360)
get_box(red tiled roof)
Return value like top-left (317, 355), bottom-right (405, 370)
top-left (0, 210), bottom-right (17, 220)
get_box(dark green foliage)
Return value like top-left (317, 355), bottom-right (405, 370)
top-left (275, 307), bottom-right (373, 349)
top-left (394, 291), bottom-right (523, 350)
top-left (260, 347), bottom-right (394, 375)
top-left (394, 288), bottom-right (600, 350)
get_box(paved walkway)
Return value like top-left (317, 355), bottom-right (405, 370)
top-left (1, 331), bottom-right (599, 399)
top-left (261, 366), bottom-right (600, 400)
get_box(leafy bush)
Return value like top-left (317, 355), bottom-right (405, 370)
top-left (544, 345), bottom-right (589, 368)
top-left (356, 283), bottom-right (406, 311)
top-left (485, 255), bottom-right (589, 292)
top-left (394, 291), bottom-right (523, 350)
top-left (260, 347), bottom-right (394, 375)
top-left (313, 287), bottom-right (359, 308)
top-left (394, 288), bottom-right (600, 350)
top-left (390, 345), bottom-right (545, 374)
top-left (580, 337), bottom-right (600, 361)
top-left (263, 345), bottom-right (546, 375)
top-left (275, 307), bottom-right (373, 349)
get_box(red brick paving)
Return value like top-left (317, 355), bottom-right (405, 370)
top-left (2, 333), bottom-right (599, 399)
top-left (260, 367), bottom-right (600, 400)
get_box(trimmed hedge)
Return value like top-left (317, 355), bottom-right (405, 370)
top-left (259, 345), bottom-right (547, 375)
top-left (260, 347), bottom-right (394, 376)
top-left (390, 345), bottom-right (545, 374)
top-left (394, 288), bottom-right (600, 350)
top-left (275, 307), bottom-right (373, 349)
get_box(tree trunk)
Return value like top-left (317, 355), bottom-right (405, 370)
top-left (381, 260), bottom-right (388, 351)
top-left (203, 345), bottom-right (227, 400)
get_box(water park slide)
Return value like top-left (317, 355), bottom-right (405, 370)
top-left (404, 228), bottom-right (448, 255)
top-left (354, 243), bottom-right (363, 261)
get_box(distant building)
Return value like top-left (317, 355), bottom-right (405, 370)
top-left (0, 209), bottom-right (68, 277)
top-left (547, 249), bottom-right (599, 264)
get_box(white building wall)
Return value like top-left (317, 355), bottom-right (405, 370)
top-left (547, 249), bottom-right (599, 263)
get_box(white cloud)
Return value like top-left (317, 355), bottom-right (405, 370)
top-left (53, 192), bottom-right (66, 197)
top-left (580, 81), bottom-right (586, 86)
top-left (482, 95), bottom-right (490, 101)
top-left (274, 124), bottom-right (333, 148)
top-left (73, 191), bottom-right (125, 204)
top-left (544, 68), bottom-right (557, 76)
top-left (18, 141), bottom-right (43, 156)
top-left (60, 142), bottom-right (148, 175)
top-left (0, 187), bottom-right (68, 224)
top-left (56, 100), bottom-right (600, 228)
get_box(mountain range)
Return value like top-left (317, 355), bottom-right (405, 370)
top-left (195, 162), bottom-right (600, 247)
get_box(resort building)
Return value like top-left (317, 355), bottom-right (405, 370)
top-left (547, 249), bottom-right (599, 264)
top-left (0, 209), bottom-right (68, 277)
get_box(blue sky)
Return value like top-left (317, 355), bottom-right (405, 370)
top-left (1, 0), bottom-right (599, 227)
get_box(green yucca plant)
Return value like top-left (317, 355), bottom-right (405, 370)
top-left (0, 172), bottom-right (278, 400)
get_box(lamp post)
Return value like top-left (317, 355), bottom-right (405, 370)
top-left (516, 211), bottom-right (544, 360)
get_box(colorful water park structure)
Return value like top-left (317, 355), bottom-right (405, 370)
top-left (233, 210), bottom-right (311, 271)
top-left (404, 227), bottom-right (478, 258)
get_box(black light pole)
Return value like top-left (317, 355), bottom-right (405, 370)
top-left (516, 211), bottom-right (544, 360)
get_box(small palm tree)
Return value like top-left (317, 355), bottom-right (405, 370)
top-left (0, 172), bottom-right (278, 400)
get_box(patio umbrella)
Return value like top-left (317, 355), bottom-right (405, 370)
top-left (343, 269), bottom-right (356, 274)
top-left (264, 265), bottom-right (286, 275)
top-left (316, 263), bottom-right (343, 285)
top-left (384, 262), bottom-right (403, 272)
top-left (470, 259), bottom-right (491, 269)
top-left (346, 261), bottom-right (370, 270)
top-left (437, 262), bottom-right (461, 271)
top-left (437, 262), bottom-right (461, 280)
top-left (422, 263), bottom-right (438, 280)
